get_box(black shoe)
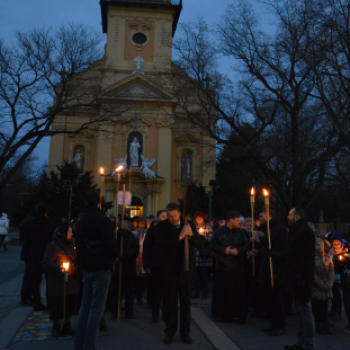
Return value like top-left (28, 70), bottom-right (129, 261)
top-left (191, 294), bottom-right (200, 299)
top-left (285, 345), bottom-right (303, 350)
top-left (137, 299), bottom-right (143, 305)
top-left (268, 328), bottom-right (285, 336)
top-left (52, 324), bottom-right (62, 337)
top-left (251, 311), bottom-right (264, 318)
top-left (125, 314), bottom-right (135, 319)
top-left (326, 321), bottom-right (334, 327)
top-left (33, 302), bottom-right (46, 311)
top-left (164, 336), bottom-right (173, 344)
top-left (181, 335), bottom-right (193, 344)
top-left (99, 317), bottom-right (109, 331)
top-left (61, 323), bottom-right (75, 336)
top-left (152, 316), bottom-right (159, 323)
top-left (316, 322), bottom-right (327, 335)
top-left (21, 299), bottom-right (34, 306)
top-left (322, 325), bottom-right (332, 335)
top-left (237, 318), bottom-right (246, 325)
top-left (261, 325), bottom-right (274, 332)
top-left (201, 294), bottom-right (208, 300)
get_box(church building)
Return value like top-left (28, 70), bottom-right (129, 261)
top-left (48, 0), bottom-right (216, 216)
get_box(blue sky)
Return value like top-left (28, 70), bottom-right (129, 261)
top-left (0, 0), bottom-right (267, 167)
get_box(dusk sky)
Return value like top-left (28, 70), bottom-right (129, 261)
top-left (0, 0), bottom-right (268, 168)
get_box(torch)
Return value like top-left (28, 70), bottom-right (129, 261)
top-left (62, 262), bottom-right (70, 322)
top-left (250, 187), bottom-right (255, 277)
top-left (117, 184), bottom-right (126, 322)
top-left (263, 189), bottom-right (274, 289)
top-left (99, 167), bottom-right (105, 210)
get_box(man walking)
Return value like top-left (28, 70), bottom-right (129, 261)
top-left (74, 190), bottom-right (118, 350)
top-left (155, 202), bottom-right (204, 344)
top-left (285, 207), bottom-right (315, 350)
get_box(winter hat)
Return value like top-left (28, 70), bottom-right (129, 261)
top-left (35, 203), bottom-right (47, 215)
top-left (332, 230), bottom-right (343, 242)
top-left (194, 211), bottom-right (206, 220)
top-left (54, 224), bottom-right (70, 239)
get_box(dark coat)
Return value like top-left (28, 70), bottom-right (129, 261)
top-left (142, 225), bottom-right (160, 271)
top-left (25, 213), bottom-right (56, 267)
top-left (210, 225), bottom-right (249, 272)
top-left (284, 219), bottom-right (315, 302)
top-left (41, 235), bottom-right (80, 297)
top-left (155, 218), bottom-right (205, 283)
top-left (258, 218), bottom-right (288, 286)
top-left (19, 210), bottom-right (36, 261)
top-left (115, 229), bottom-right (140, 278)
top-left (75, 206), bottom-right (118, 272)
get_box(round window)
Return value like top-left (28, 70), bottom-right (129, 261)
top-left (132, 33), bottom-right (147, 45)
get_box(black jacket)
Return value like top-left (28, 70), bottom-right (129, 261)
top-left (284, 219), bottom-right (315, 302)
top-left (258, 218), bottom-right (288, 286)
top-left (210, 225), bottom-right (249, 272)
top-left (142, 224), bottom-right (160, 271)
top-left (155, 218), bottom-right (205, 283)
top-left (41, 234), bottom-right (80, 297)
top-left (25, 213), bottom-right (56, 266)
top-left (75, 206), bottom-right (118, 272)
top-left (115, 229), bottom-right (140, 278)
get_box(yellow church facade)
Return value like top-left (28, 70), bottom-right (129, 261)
top-left (48, 0), bottom-right (216, 216)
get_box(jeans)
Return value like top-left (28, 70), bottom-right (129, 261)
top-left (74, 270), bottom-right (111, 350)
top-left (342, 286), bottom-right (350, 324)
top-left (296, 300), bottom-right (315, 350)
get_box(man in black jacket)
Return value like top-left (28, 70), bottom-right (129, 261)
top-left (142, 209), bottom-right (168, 323)
top-left (253, 205), bottom-right (288, 336)
top-left (25, 203), bottom-right (56, 311)
top-left (210, 211), bottom-right (249, 323)
top-left (74, 190), bottom-right (118, 350)
top-left (110, 216), bottom-right (139, 320)
top-left (155, 202), bottom-right (204, 345)
top-left (285, 207), bottom-right (315, 350)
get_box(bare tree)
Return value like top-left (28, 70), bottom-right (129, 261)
top-left (0, 23), bottom-right (129, 195)
top-left (172, 0), bottom-right (347, 212)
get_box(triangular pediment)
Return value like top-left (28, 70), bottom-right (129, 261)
top-left (100, 74), bottom-right (174, 102)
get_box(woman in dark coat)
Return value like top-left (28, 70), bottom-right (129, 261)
top-left (42, 225), bottom-right (80, 337)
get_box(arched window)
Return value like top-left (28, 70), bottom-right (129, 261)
top-left (181, 149), bottom-right (192, 179)
top-left (127, 132), bottom-right (143, 167)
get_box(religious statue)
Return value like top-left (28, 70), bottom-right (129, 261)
top-left (73, 149), bottom-right (84, 172)
top-left (129, 137), bottom-right (141, 166)
top-left (141, 155), bottom-right (157, 178)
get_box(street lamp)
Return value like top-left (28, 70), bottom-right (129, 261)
top-left (203, 179), bottom-right (219, 223)
top-left (99, 167), bottom-right (105, 210)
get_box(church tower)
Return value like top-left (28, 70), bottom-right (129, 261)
top-left (48, 0), bottom-right (216, 217)
top-left (100, 0), bottom-right (182, 71)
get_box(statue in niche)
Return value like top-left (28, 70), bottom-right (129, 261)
top-left (73, 149), bottom-right (84, 172)
top-left (129, 137), bottom-right (141, 166)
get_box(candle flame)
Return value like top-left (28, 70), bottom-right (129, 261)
top-left (62, 262), bottom-right (70, 272)
top-left (340, 256), bottom-right (343, 261)
top-left (251, 187), bottom-right (255, 195)
top-left (99, 167), bottom-right (104, 175)
top-left (263, 189), bottom-right (269, 197)
top-left (116, 165), bottom-right (124, 172)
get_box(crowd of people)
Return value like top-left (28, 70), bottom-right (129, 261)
top-left (16, 190), bottom-right (350, 350)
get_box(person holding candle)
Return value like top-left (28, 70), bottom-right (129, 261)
top-left (193, 211), bottom-right (213, 300)
top-left (311, 238), bottom-right (334, 335)
top-left (253, 205), bottom-right (288, 336)
top-left (284, 207), bottom-right (315, 350)
top-left (42, 224), bottom-right (80, 337)
top-left (210, 211), bottom-right (249, 323)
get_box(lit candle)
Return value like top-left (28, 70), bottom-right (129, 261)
top-left (199, 228), bottom-right (204, 235)
top-left (62, 262), bottom-right (70, 281)
top-left (250, 187), bottom-right (255, 203)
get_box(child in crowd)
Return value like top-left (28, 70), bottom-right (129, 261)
top-left (311, 238), bottom-right (334, 335)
